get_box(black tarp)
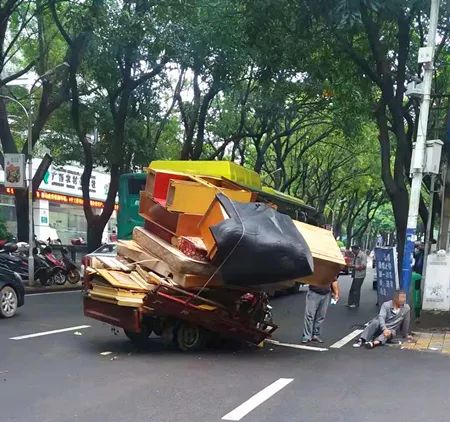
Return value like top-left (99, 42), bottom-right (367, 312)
top-left (210, 194), bottom-right (314, 285)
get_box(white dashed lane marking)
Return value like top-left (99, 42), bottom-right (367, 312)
top-left (10, 325), bottom-right (91, 340)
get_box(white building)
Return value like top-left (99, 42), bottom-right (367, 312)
top-left (0, 159), bottom-right (117, 244)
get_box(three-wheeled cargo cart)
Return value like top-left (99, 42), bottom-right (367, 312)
top-left (83, 280), bottom-right (277, 352)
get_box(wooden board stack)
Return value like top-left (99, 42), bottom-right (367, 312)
top-left (86, 165), bottom-right (346, 308)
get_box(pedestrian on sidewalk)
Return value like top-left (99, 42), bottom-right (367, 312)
top-left (302, 277), bottom-right (339, 344)
top-left (353, 290), bottom-right (412, 349)
top-left (347, 245), bottom-right (367, 309)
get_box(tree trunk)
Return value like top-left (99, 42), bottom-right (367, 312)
top-left (14, 190), bottom-right (29, 241)
top-left (439, 165), bottom-right (450, 250)
top-left (86, 216), bottom-right (104, 252)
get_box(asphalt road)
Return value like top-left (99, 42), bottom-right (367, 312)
top-left (2, 271), bottom-right (450, 422)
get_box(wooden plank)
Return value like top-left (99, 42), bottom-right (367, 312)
top-left (118, 240), bottom-right (172, 274)
top-left (301, 258), bottom-right (342, 287)
top-left (293, 221), bottom-right (346, 266)
top-left (132, 226), bottom-right (216, 276)
top-left (140, 190), bottom-right (203, 238)
top-left (95, 269), bottom-right (149, 292)
top-left (175, 273), bottom-right (222, 288)
top-left (96, 256), bottom-right (131, 272)
top-left (198, 198), bottom-right (230, 259)
top-left (145, 169), bottom-right (191, 204)
top-left (166, 179), bottom-right (253, 215)
top-left (143, 219), bottom-right (176, 244)
top-left (119, 238), bottom-right (222, 288)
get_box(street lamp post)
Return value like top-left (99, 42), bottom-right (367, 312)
top-left (401, 0), bottom-right (440, 294)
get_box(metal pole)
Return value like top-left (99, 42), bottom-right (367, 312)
top-left (27, 87), bottom-right (34, 285)
top-left (401, 0), bottom-right (440, 293)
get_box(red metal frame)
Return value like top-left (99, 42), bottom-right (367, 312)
top-left (83, 283), bottom-right (277, 345)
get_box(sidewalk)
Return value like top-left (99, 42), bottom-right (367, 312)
top-left (394, 331), bottom-right (450, 355)
top-left (24, 282), bottom-right (82, 294)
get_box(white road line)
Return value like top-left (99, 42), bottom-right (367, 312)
top-left (265, 339), bottom-right (328, 352)
top-left (26, 290), bottom-right (81, 297)
top-left (10, 325), bottom-right (91, 340)
top-left (330, 329), bottom-right (364, 349)
top-left (222, 378), bottom-right (294, 421)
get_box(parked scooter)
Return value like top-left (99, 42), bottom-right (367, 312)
top-left (0, 243), bottom-right (58, 286)
top-left (42, 245), bottom-right (81, 285)
top-left (61, 248), bottom-right (81, 284)
top-left (41, 246), bottom-right (67, 285)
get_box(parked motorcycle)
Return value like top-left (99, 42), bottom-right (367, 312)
top-left (41, 246), bottom-right (67, 285)
top-left (61, 248), bottom-right (81, 284)
top-left (0, 243), bottom-right (58, 286)
top-left (42, 246), bottom-right (81, 285)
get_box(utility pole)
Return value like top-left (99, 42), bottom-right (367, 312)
top-left (401, 0), bottom-right (441, 293)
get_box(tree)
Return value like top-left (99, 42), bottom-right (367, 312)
top-left (52, 0), bottom-right (175, 250)
top-left (0, 0), bottom-right (73, 240)
top-left (301, 0), bottom-right (450, 265)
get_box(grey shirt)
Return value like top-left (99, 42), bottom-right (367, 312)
top-left (352, 251), bottom-right (367, 278)
top-left (378, 300), bottom-right (411, 337)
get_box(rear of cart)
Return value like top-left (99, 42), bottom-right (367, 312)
top-left (83, 282), bottom-right (277, 351)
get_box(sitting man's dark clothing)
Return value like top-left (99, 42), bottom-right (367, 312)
top-left (360, 299), bottom-right (410, 345)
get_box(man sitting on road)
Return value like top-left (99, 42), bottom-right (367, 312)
top-left (302, 277), bottom-right (339, 344)
top-left (353, 290), bottom-right (412, 349)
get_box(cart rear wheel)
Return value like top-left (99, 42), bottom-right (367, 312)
top-left (124, 325), bottom-right (152, 345)
top-left (176, 322), bottom-right (208, 352)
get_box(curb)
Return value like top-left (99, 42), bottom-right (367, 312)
top-left (25, 285), bottom-right (83, 295)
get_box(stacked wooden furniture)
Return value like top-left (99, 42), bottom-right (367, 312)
top-left (86, 163), bottom-right (345, 307)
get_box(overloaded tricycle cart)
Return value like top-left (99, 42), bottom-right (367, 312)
top-left (84, 277), bottom-right (277, 351)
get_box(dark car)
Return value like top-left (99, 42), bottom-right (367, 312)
top-left (0, 266), bottom-right (25, 318)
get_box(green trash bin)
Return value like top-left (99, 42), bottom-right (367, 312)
top-left (412, 272), bottom-right (422, 318)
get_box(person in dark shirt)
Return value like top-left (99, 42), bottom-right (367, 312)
top-left (301, 277), bottom-right (339, 343)
top-left (413, 242), bottom-right (424, 275)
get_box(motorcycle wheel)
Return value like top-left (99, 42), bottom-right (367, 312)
top-left (52, 270), bottom-right (66, 285)
top-left (67, 269), bottom-right (81, 285)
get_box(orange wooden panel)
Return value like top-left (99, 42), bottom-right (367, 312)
top-left (198, 198), bottom-right (230, 259)
top-left (139, 191), bottom-right (202, 237)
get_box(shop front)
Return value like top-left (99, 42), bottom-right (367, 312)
top-left (0, 159), bottom-right (117, 244)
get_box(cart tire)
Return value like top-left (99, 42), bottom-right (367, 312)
top-left (124, 325), bottom-right (152, 345)
top-left (175, 322), bottom-right (208, 352)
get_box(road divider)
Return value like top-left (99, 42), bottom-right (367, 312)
top-left (10, 325), bottom-right (91, 340)
top-left (222, 378), bottom-right (294, 421)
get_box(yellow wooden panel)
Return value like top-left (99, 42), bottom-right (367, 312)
top-left (148, 160), bottom-right (261, 189)
top-left (166, 179), bottom-right (252, 215)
